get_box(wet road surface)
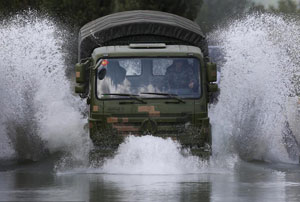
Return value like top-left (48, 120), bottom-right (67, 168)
top-left (0, 160), bottom-right (299, 202)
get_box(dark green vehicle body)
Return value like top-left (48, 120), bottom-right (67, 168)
top-left (75, 11), bottom-right (217, 158)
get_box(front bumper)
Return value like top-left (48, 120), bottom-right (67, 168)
top-left (88, 115), bottom-right (211, 158)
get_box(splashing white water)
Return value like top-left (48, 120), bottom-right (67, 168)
top-left (0, 12), bottom-right (89, 161)
top-left (85, 136), bottom-right (211, 174)
top-left (209, 13), bottom-right (300, 163)
top-left (57, 135), bottom-right (236, 175)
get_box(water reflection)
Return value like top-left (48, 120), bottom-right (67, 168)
top-left (89, 174), bottom-right (211, 202)
top-left (285, 168), bottom-right (300, 202)
top-left (232, 162), bottom-right (286, 202)
top-left (0, 162), bottom-right (300, 202)
top-left (1, 169), bottom-right (212, 202)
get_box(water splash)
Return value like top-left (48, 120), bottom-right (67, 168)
top-left (209, 13), bottom-right (300, 163)
top-left (0, 11), bottom-right (89, 162)
top-left (88, 136), bottom-right (207, 174)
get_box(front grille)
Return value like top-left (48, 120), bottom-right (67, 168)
top-left (91, 112), bottom-right (196, 136)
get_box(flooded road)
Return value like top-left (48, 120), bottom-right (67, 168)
top-left (1, 135), bottom-right (299, 202)
top-left (0, 160), bottom-right (300, 202)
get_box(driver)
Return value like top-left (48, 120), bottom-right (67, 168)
top-left (106, 60), bottom-right (126, 85)
top-left (164, 59), bottom-right (197, 90)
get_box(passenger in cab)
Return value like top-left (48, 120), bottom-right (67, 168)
top-left (164, 59), bottom-right (197, 91)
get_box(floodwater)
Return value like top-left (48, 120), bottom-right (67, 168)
top-left (0, 159), bottom-right (300, 202)
top-left (1, 11), bottom-right (300, 202)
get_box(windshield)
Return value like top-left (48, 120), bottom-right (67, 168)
top-left (96, 57), bottom-right (201, 99)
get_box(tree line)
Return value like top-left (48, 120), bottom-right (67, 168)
top-left (0, 0), bottom-right (299, 33)
top-left (0, 0), bottom-right (202, 27)
top-left (258, 0), bottom-right (300, 14)
top-left (198, 0), bottom-right (300, 32)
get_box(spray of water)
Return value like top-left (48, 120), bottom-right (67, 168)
top-left (88, 136), bottom-right (207, 174)
top-left (209, 13), bottom-right (300, 164)
top-left (0, 11), bottom-right (89, 162)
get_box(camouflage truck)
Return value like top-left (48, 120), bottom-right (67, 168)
top-left (74, 10), bottom-right (218, 158)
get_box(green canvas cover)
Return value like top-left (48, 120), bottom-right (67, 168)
top-left (78, 10), bottom-right (208, 61)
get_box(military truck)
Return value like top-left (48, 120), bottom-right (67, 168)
top-left (74, 10), bottom-right (218, 158)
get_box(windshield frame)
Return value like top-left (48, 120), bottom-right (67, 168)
top-left (95, 56), bottom-right (202, 101)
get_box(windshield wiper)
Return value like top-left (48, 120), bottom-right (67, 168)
top-left (140, 92), bottom-right (185, 103)
top-left (102, 93), bottom-right (147, 104)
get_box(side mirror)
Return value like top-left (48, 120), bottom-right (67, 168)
top-left (206, 62), bottom-right (217, 82)
top-left (98, 68), bottom-right (107, 80)
top-left (75, 63), bottom-right (86, 83)
top-left (75, 59), bottom-right (91, 98)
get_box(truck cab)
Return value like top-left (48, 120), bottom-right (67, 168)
top-left (75, 11), bottom-right (218, 158)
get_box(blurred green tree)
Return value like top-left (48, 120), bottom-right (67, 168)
top-left (111, 0), bottom-right (202, 20)
top-left (197, 0), bottom-right (251, 33)
top-left (270, 0), bottom-right (300, 14)
top-left (250, 0), bottom-right (300, 15)
top-left (0, 0), bottom-right (202, 26)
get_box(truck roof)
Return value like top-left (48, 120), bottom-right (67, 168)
top-left (78, 10), bottom-right (208, 61)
